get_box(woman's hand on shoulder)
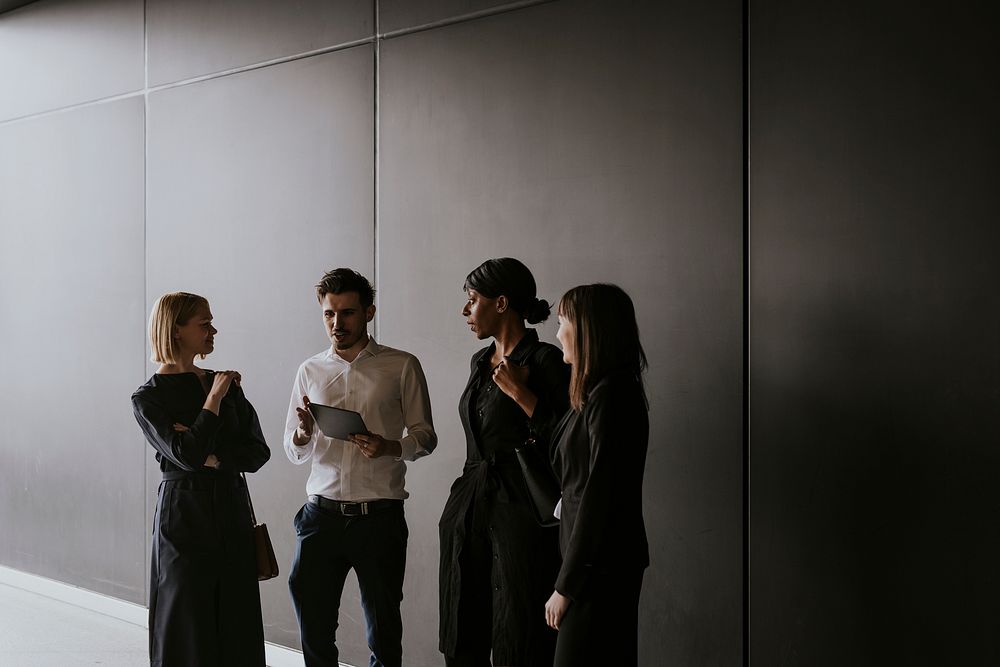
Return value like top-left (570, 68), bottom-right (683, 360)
top-left (203, 370), bottom-right (241, 416)
top-left (208, 370), bottom-right (241, 399)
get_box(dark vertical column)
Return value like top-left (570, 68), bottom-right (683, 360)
top-left (751, 2), bottom-right (1000, 664)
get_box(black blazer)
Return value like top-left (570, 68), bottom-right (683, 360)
top-left (551, 370), bottom-right (650, 601)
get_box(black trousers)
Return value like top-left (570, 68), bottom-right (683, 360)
top-left (289, 500), bottom-right (408, 667)
top-left (553, 568), bottom-right (645, 667)
top-left (149, 474), bottom-right (265, 667)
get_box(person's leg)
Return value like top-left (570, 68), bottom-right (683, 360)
top-left (151, 482), bottom-right (222, 667)
top-left (218, 483), bottom-right (265, 667)
top-left (289, 502), bottom-right (353, 667)
top-left (444, 522), bottom-right (494, 667)
top-left (553, 569), bottom-right (644, 667)
top-left (350, 505), bottom-right (408, 667)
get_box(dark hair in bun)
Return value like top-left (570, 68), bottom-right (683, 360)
top-left (523, 297), bottom-right (551, 325)
top-left (464, 257), bottom-right (550, 324)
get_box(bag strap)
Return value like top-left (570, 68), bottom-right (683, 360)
top-left (241, 472), bottom-right (258, 527)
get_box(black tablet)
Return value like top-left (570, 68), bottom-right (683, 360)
top-left (307, 402), bottom-right (370, 441)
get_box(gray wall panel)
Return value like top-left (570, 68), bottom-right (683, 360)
top-left (379, 2), bottom-right (743, 664)
top-left (0, 0), bottom-right (142, 122)
top-left (147, 0), bottom-right (373, 86)
top-left (750, 1), bottom-right (1000, 664)
top-left (0, 97), bottom-right (146, 602)
top-left (3, 1), bottom-right (745, 663)
top-left (145, 45), bottom-right (375, 651)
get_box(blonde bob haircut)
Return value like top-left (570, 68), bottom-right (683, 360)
top-left (149, 292), bottom-right (210, 364)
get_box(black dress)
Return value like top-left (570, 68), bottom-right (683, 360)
top-left (549, 371), bottom-right (650, 667)
top-left (132, 372), bottom-right (270, 667)
top-left (439, 329), bottom-right (570, 665)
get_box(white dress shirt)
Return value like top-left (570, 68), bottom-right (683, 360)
top-left (284, 338), bottom-right (436, 501)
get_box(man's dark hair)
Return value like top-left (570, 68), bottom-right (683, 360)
top-left (315, 268), bottom-right (376, 308)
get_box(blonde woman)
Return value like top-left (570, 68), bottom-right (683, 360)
top-left (132, 292), bottom-right (270, 666)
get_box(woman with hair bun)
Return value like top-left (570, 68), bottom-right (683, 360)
top-left (439, 258), bottom-right (570, 666)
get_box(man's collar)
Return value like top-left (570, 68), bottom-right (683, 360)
top-left (328, 336), bottom-right (380, 361)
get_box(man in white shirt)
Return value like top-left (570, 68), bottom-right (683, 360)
top-left (285, 268), bottom-right (437, 667)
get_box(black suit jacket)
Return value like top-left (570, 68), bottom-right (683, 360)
top-left (551, 370), bottom-right (650, 601)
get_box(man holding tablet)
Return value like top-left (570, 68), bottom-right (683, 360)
top-left (284, 268), bottom-right (437, 667)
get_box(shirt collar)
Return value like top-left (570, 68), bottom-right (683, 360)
top-left (327, 336), bottom-right (381, 362)
top-left (475, 329), bottom-right (540, 367)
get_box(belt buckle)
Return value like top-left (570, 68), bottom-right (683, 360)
top-left (341, 501), bottom-right (369, 516)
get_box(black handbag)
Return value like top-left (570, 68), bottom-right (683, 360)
top-left (516, 436), bottom-right (561, 527)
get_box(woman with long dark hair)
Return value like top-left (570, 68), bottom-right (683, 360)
top-left (544, 283), bottom-right (650, 666)
top-left (132, 292), bottom-right (270, 666)
top-left (439, 258), bottom-right (569, 666)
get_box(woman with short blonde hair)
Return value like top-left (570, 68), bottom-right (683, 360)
top-left (132, 291), bottom-right (270, 666)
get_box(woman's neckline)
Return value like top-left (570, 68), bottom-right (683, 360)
top-left (154, 369), bottom-right (213, 376)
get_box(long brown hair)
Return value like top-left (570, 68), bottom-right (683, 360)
top-left (558, 284), bottom-right (647, 411)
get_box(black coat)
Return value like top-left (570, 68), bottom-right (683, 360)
top-left (132, 372), bottom-right (270, 666)
top-left (551, 371), bottom-right (650, 602)
top-left (439, 329), bottom-right (570, 662)
top-left (132, 372), bottom-right (270, 475)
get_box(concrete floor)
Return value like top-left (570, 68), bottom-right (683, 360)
top-left (0, 583), bottom-right (147, 666)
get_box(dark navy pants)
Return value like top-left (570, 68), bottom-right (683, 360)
top-left (289, 500), bottom-right (408, 667)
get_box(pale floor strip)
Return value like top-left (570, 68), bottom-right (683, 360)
top-left (0, 566), bottom-right (324, 667)
top-left (0, 582), bottom-right (147, 666)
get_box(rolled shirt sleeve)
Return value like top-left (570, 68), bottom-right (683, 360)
top-left (396, 354), bottom-right (437, 461)
top-left (284, 364), bottom-right (317, 465)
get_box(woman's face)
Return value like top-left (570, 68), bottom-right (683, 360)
top-left (173, 304), bottom-right (216, 358)
top-left (462, 288), bottom-right (501, 340)
top-left (556, 314), bottom-right (576, 366)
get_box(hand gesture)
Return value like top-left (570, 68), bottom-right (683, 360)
top-left (209, 370), bottom-right (241, 398)
top-left (492, 358), bottom-right (529, 400)
top-left (293, 396), bottom-right (315, 444)
top-left (349, 432), bottom-right (401, 459)
top-left (203, 370), bottom-right (241, 416)
top-left (545, 590), bottom-right (571, 630)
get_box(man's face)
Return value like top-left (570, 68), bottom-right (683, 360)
top-left (321, 291), bottom-right (375, 352)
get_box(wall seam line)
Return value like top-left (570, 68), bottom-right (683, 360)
top-left (141, 0), bottom-right (149, 609)
top-left (379, 0), bottom-right (553, 40)
top-left (743, 0), bottom-right (751, 664)
top-left (374, 0), bottom-right (381, 339)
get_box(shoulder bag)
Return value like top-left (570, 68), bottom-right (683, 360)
top-left (242, 473), bottom-right (279, 581)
